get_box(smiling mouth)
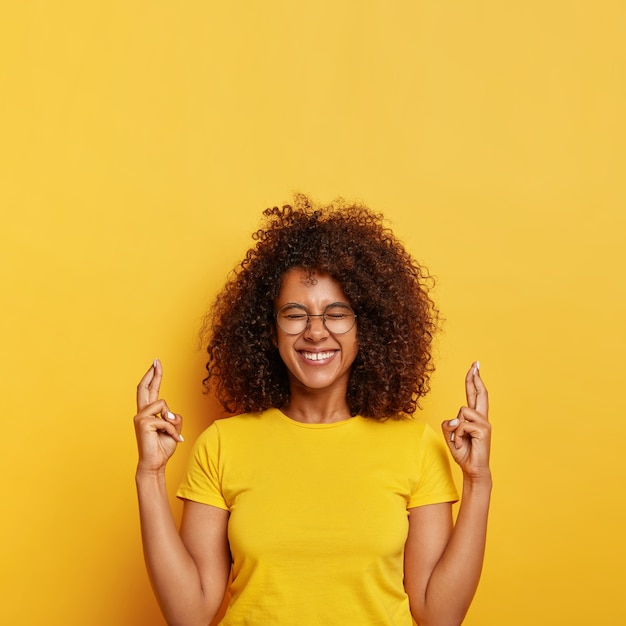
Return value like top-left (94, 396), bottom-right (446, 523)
top-left (300, 350), bottom-right (337, 361)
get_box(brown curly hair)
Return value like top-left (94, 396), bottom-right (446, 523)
top-left (202, 194), bottom-right (438, 419)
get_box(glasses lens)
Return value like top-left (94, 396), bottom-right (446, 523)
top-left (277, 305), bottom-right (309, 334)
top-left (323, 304), bottom-right (356, 334)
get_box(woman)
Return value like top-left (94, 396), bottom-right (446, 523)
top-left (134, 195), bottom-right (492, 626)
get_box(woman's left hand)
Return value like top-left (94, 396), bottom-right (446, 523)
top-left (442, 362), bottom-right (491, 481)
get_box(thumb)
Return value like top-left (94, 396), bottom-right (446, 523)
top-left (441, 417), bottom-right (460, 446)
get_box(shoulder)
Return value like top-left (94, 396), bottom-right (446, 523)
top-left (193, 410), bottom-right (277, 447)
top-left (367, 416), bottom-right (451, 461)
top-left (351, 415), bottom-right (444, 456)
top-left (211, 410), bottom-right (275, 434)
top-left (356, 415), bottom-right (433, 438)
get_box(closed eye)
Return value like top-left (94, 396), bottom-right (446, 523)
top-left (324, 304), bottom-right (353, 318)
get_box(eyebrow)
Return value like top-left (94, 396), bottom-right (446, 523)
top-left (278, 301), bottom-right (352, 311)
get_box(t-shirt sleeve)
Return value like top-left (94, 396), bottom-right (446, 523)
top-left (176, 422), bottom-right (229, 510)
top-left (408, 423), bottom-right (459, 508)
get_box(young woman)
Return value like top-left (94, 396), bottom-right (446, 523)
top-left (134, 195), bottom-right (492, 625)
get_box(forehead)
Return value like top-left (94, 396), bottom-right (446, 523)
top-left (276, 268), bottom-right (349, 306)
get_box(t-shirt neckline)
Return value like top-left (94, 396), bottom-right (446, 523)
top-left (272, 408), bottom-right (359, 429)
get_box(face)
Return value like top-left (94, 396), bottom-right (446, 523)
top-left (274, 268), bottom-right (359, 397)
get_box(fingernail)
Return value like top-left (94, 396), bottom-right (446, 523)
top-left (166, 411), bottom-right (176, 420)
top-left (179, 434), bottom-right (185, 442)
top-left (449, 418), bottom-right (459, 427)
top-left (153, 359), bottom-right (158, 368)
top-left (450, 432), bottom-right (455, 442)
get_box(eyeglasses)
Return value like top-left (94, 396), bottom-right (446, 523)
top-left (275, 302), bottom-right (357, 335)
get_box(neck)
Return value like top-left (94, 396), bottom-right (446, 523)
top-left (282, 384), bottom-right (352, 424)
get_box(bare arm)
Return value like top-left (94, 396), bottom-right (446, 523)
top-left (134, 360), bottom-right (231, 625)
top-left (404, 363), bottom-right (492, 626)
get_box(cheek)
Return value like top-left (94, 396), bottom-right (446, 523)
top-left (350, 330), bottom-right (360, 352)
top-left (275, 335), bottom-right (294, 362)
top-left (344, 337), bottom-right (360, 364)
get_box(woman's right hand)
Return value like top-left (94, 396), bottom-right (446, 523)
top-left (134, 359), bottom-right (184, 474)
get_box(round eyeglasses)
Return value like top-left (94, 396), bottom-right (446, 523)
top-left (275, 302), bottom-right (357, 335)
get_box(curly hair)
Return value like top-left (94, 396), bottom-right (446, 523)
top-left (202, 194), bottom-right (439, 419)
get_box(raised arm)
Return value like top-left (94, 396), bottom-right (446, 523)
top-left (134, 360), bottom-right (231, 626)
top-left (404, 362), bottom-right (492, 626)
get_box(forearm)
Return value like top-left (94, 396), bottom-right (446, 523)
top-left (419, 476), bottom-right (492, 626)
top-left (135, 470), bottom-right (214, 626)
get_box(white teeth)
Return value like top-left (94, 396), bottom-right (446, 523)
top-left (302, 351), bottom-right (335, 361)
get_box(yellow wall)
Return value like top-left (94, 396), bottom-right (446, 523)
top-left (1, 2), bottom-right (624, 624)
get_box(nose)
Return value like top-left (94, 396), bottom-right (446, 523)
top-left (303, 314), bottom-right (328, 339)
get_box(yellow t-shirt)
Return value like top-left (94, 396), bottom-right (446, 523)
top-left (177, 409), bottom-right (458, 625)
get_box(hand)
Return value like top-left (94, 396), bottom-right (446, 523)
top-left (134, 359), bottom-right (184, 475)
top-left (441, 362), bottom-right (491, 481)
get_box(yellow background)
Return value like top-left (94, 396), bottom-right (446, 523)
top-left (1, 2), bottom-right (624, 624)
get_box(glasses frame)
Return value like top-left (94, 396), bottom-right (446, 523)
top-left (275, 302), bottom-right (358, 335)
